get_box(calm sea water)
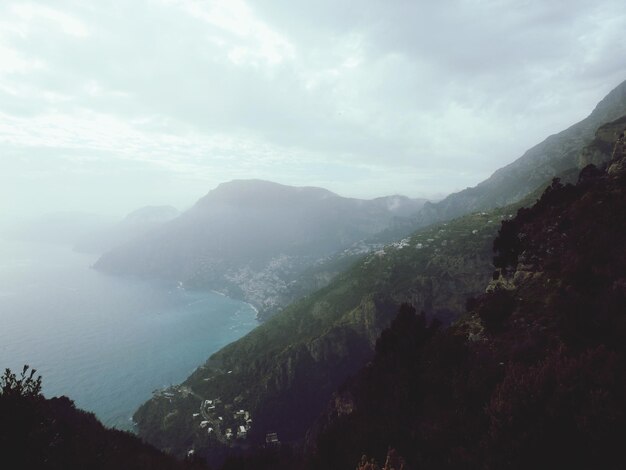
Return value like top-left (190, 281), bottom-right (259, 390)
top-left (0, 239), bottom-right (257, 429)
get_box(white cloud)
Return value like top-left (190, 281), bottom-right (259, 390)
top-left (10, 3), bottom-right (89, 37)
top-left (161, 0), bottom-right (295, 66)
top-left (0, 0), bottom-right (625, 216)
top-left (0, 43), bottom-right (44, 75)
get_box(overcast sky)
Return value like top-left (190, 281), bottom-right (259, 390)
top-left (1, 0), bottom-right (625, 218)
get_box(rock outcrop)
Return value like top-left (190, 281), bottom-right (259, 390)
top-left (577, 114), bottom-right (626, 168)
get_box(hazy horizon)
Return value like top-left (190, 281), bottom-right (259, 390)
top-left (1, 0), bottom-right (626, 218)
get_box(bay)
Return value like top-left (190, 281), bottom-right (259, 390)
top-left (0, 239), bottom-right (257, 429)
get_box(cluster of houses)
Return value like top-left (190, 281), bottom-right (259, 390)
top-left (152, 384), bottom-right (193, 403)
top-left (193, 398), bottom-right (253, 442)
top-left (360, 209), bottom-right (520, 267)
top-left (187, 398), bottom-right (281, 457)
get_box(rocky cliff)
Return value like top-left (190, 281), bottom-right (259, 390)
top-left (577, 114), bottom-right (626, 168)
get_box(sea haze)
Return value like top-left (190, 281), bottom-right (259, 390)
top-left (0, 239), bottom-right (257, 430)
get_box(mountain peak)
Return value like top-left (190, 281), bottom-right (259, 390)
top-left (591, 79), bottom-right (626, 117)
top-left (122, 205), bottom-right (180, 224)
top-left (195, 179), bottom-right (338, 209)
top-left (216, 179), bottom-right (335, 194)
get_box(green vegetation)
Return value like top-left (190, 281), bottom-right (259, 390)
top-left (1, 365), bottom-right (42, 399)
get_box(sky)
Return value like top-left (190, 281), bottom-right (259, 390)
top-left (1, 0), bottom-right (625, 218)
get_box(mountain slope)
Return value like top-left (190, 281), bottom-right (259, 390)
top-left (309, 135), bottom-right (626, 470)
top-left (94, 180), bottom-right (426, 315)
top-left (256, 80), bottom-right (626, 319)
top-left (133, 197), bottom-right (523, 462)
top-left (416, 79), bottom-right (626, 225)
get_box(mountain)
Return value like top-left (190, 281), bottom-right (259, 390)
top-left (94, 81), bottom-right (626, 320)
top-left (74, 205), bottom-right (180, 254)
top-left (306, 136), bottom-right (626, 470)
top-left (578, 114), bottom-right (626, 168)
top-left (0, 367), bottom-right (206, 470)
top-left (132, 83), bottom-right (626, 467)
top-left (94, 180), bottom-right (427, 315)
top-left (256, 79), bottom-right (626, 318)
top-left (415, 79), bottom-right (626, 226)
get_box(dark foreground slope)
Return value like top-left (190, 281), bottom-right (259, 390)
top-left (0, 367), bottom-right (206, 470)
top-left (306, 139), bottom-right (626, 470)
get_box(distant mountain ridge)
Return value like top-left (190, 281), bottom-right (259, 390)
top-left (74, 205), bottom-right (180, 254)
top-left (416, 79), bottom-right (626, 225)
top-left (94, 181), bottom-right (427, 315)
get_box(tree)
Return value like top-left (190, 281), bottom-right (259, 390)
top-left (0, 365), bottom-right (42, 399)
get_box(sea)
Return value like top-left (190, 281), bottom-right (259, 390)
top-left (0, 239), bottom-right (258, 430)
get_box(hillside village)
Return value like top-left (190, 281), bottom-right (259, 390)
top-left (150, 383), bottom-right (260, 457)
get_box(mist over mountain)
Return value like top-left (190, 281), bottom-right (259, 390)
top-left (94, 180), bottom-right (427, 315)
top-left (74, 205), bottom-right (180, 254)
top-left (2, 212), bottom-right (116, 246)
top-left (93, 80), bottom-right (626, 322)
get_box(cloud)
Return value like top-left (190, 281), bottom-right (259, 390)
top-left (10, 3), bottom-right (89, 38)
top-left (0, 0), bottom-right (625, 216)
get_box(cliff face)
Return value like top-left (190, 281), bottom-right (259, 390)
top-left (577, 115), bottom-right (626, 168)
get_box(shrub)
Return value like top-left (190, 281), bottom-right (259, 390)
top-left (0, 365), bottom-right (42, 399)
